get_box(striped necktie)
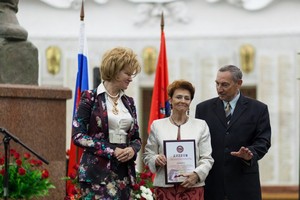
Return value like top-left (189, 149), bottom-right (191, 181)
top-left (225, 102), bottom-right (231, 124)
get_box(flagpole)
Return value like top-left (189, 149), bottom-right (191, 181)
top-left (80, 0), bottom-right (84, 21)
top-left (298, 53), bottom-right (300, 200)
top-left (161, 12), bottom-right (164, 32)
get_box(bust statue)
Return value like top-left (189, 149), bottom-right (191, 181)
top-left (0, 0), bottom-right (38, 85)
top-left (0, 0), bottom-right (28, 40)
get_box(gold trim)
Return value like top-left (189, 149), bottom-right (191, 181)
top-left (240, 44), bottom-right (255, 74)
top-left (142, 46), bottom-right (157, 75)
top-left (46, 46), bottom-right (61, 75)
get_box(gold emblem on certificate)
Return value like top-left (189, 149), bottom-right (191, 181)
top-left (163, 140), bottom-right (196, 184)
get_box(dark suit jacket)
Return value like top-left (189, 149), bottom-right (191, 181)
top-left (195, 94), bottom-right (271, 200)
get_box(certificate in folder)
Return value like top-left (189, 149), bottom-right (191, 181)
top-left (163, 140), bottom-right (196, 184)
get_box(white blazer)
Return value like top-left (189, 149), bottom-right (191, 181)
top-left (143, 117), bottom-right (214, 188)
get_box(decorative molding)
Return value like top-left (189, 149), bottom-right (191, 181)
top-left (38, 0), bottom-right (276, 26)
top-left (39, 0), bottom-right (108, 9)
top-left (38, 0), bottom-right (189, 25)
top-left (133, 1), bottom-right (190, 26)
top-left (142, 46), bottom-right (157, 75)
top-left (46, 46), bottom-right (62, 75)
top-left (39, 0), bottom-right (275, 11)
top-left (240, 44), bottom-right (255, 74)
top-left (206, 0), bottom-right (274, 11)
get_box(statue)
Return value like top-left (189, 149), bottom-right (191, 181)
top-left (0, 0), bottom-right (28, 40)
top-left (0, 0), bottom-right (38, 85)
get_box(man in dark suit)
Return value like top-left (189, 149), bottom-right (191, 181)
top-left (195, 65), bottom-right (271, 200)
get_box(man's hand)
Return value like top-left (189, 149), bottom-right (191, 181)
top-left (231, 146), bottom-right (253, 161)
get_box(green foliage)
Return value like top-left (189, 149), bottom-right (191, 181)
top-left (0, 149), bottom-right (55, 199)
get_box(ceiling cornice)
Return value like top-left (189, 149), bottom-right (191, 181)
top-left (39, 0), bottom-right (275, 11)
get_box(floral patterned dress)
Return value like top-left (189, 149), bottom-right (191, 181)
top-left (72, 86), bottom-right (141, 200)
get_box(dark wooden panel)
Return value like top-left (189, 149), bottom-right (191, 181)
top-left (241, 86), bottom-right (257, 99)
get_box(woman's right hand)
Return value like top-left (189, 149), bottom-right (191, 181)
top-left (155, 154), bottom-right (167, 167)
top-left (114, 147), bottom-right (135, 162)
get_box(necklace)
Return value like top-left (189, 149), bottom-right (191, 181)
top-left (107, 96), bottom-right (119, 115)
top-left (103, 82), bottom-right (120, 98)
top-left (170, 116), bottom-right (188, 127)
top-left (170, 116), bottom-right (188, 141)
top-left (106, 90), bottom-right (120, 98)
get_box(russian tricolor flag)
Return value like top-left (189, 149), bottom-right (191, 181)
top-left (67, 15), bottom-right (89, 196)
top-left (74, 20), bottom-right (89, 116)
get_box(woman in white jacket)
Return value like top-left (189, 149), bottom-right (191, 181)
top-left (143, 79), bottom-right (214, 200)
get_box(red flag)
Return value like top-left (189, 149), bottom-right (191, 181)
top-left (66, 1), bottom-right (89, 197)
top-left (147, 18), bottom-right (171, 134)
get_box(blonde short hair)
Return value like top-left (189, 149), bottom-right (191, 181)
top-left (100, 47), bottom-right (141, 81)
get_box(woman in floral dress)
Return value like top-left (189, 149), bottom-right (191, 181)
top-left (72, 47), bottom-right (142, 200)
